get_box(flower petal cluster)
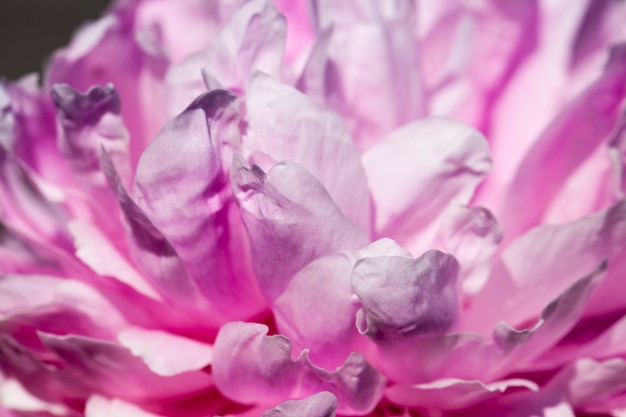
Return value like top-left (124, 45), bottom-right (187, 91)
top-left (1, 0), bottom-right (626, 416)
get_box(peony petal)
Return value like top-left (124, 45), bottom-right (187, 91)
top-left (101, 149), bottom-right (205, 310)
top-left (231, 156), bottom-right (368, 302)
top-left (272, 238), bottom-right (409, 369)
top-left (243, 72), bottom-right (372, 232)
top-left (86, 395), bottom-right (166, 417)
top-left (386, 378), bottom-right (538, 410)
top-left (118, 327), bottom-right (213, 377)
top-left (38, 333), bottom-right (212, 402)
top-left (362, 117), bottom-right (491, 255)
top-left (305, 0), bottom-right (425, 149)
top-left (260, 392), bottom-right (338, 417)
top-left (212, 322), bottom-right (385, 415)
top-left (351, 250), bottom-right (460, 343)
top-left (46, 9), bottom-right (169, 169)
top-left (441, 205), bottom-right (502, 295)
top-left (464, 201), bottom-right (626, 334)
top-left (133, 89), bottom-right (265, 320)
top-left (166, 0), bottom-right (286, 115)
top-left (498, 44), bottom-right (626, 239)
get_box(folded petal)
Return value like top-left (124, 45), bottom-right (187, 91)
top-left (133, 89), bottom-right (265, 320)
top-left (362, 117), bottom-right (491, 255)
top-left (212, 322), bottom-right (385, 415)
top-left (352, 250), bottom-right (459, 343)
top-left (243, 73), bottom-right (371, 232)
top-left (86, 396), bottom-right (166, 417)
top-left (231, 156), bottom-right (368, 302)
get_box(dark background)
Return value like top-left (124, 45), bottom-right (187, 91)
top-left (0, 0), bottom-right (111, 81)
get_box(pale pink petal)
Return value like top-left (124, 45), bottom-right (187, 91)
top-left (212, 322), bottom-right (385, 416)
top-left (305, 0), bottom-right (425, 150)
top-left (497, 45), bottom-right (626, 239)
top-left (133, 89), bottom-right (265, 321)
top-left (386, 378), bottom-right (538, 410)
top-left (86, 395), bottom-right (166, 417)
top-left (273, 239), bottom-right (409, 369)
top-left (362, 117), bottom-right (491, 255)
top-left (166, 0), bottom-right (286, 116)
top-left (231, 155), bottom-right (368, 302)
top-left (464, 201), bottom-right (626, 334)
top-left (260, 392), bottom-right (337, 417)
top-left (441, 206), bottom-right (502, 295)
top-left (118, 327), bottom-right (213, 377)
top-left (243, 72), bottom-right (371, 232)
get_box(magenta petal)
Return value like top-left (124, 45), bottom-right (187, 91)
top-left (231, 155), bottom-right (368, 302)
top-left (243, 72), bottom-right (372, 233)
top-left (351, 250), bottom-right (460, 343)
top-left (133, 90), bottom-right (265, 320)
top-left (212, 322), bottom-right (385, 415)
top-left (362, 117), bottom-right (491, 255)
top-left (260, 392), bottom-right (338, 417)
top-left (51, 84), bottom-right (130, 184)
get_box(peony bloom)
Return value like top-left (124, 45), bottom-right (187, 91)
top-left (2, 0), bottom-right (626, 416)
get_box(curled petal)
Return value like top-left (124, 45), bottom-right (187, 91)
top-left (351, 250), bottom-right (460, 343)
top-left (243, 72), bottom-right (372, 233)
top-left (133, 89), bottom-right (265, 320)
top-left (231, 156), bottom-right (368, 302)
top-left (212, 322), bottom-right (385, 415)
top-left (363, 117), bottom-right (491, 255)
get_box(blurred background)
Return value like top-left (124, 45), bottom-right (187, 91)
top-left (0, 0), bottom-right (111, 81)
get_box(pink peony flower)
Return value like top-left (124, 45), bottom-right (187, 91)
top-left (2, 0), bottom-right (626, 416)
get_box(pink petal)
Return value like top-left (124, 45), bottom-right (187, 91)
top-left (464, 201), bottom-right (626, 334)
top-left (118, 327), bottom-right (213, 377)
top-left (362, 117), bottom-right (491, 255)
top-left (260, 392), bottom-right (337, 417)
top-left (304, 0), bottom-right (425, 150)
top-left (212, 322), bottom-right (385, 415)
top-left (166, 0), bottom-right (286, 115)
top-left (86, 396), bottom-right (166, 417)
top-left (231, 155), bottom-right (368, 302)
top-left (497, 44), bottom-right (626, 239)
top-left (386, 378), bottom-right (538, 410)
top-left (133, 89), bottom-right (265, 321)
top-left (243, 72), bottom-right (372, 233)
top-left (351, 250), bottom-right (460, 342)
